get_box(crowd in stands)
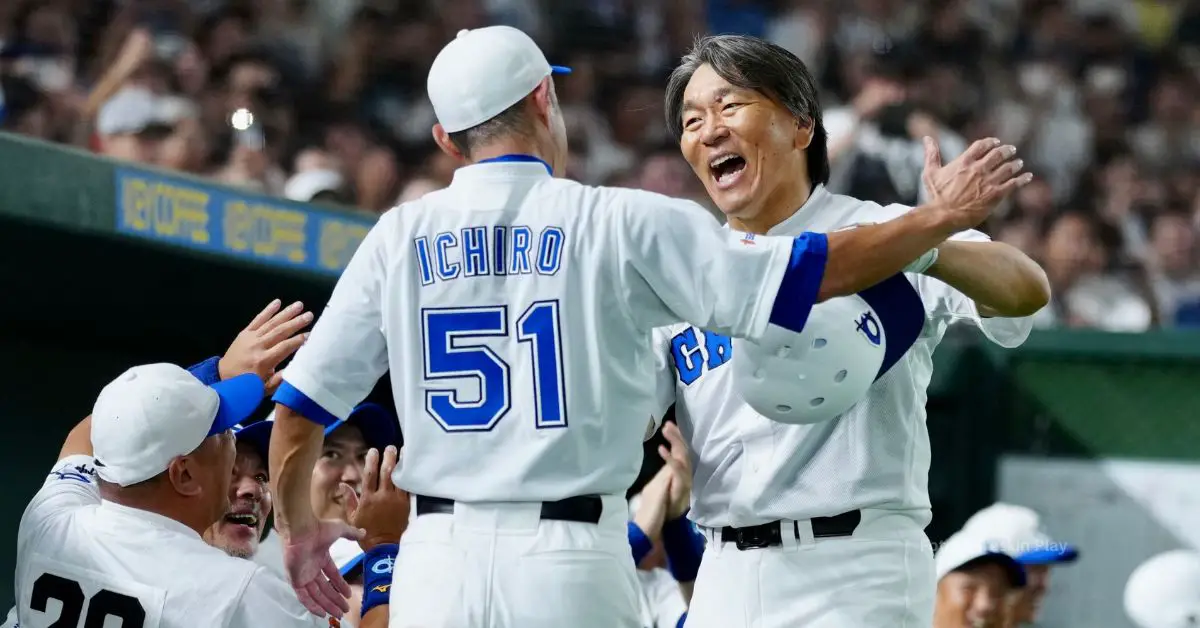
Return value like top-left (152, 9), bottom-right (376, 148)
top-left (2, 0), bottom-right (1199, 330)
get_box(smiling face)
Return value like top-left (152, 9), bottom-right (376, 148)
top-left (205, 441), bottom-right (271, 559)
top-left (311, 425), bottom-right (368, 522)
top-left (677, 63), bottom-right (815, 233)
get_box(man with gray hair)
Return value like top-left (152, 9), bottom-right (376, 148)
top-left (267, 24), bottom-right (1022, 628)
top-left (654, 34), bottom-right (1050, 627)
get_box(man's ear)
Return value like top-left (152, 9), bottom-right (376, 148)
top-left (432, 123), bottom-right (466, 161)
top-left (531, 77), bottom-right (553, 125)
top-left (168, 457), bottom-right (203, 497)
top-left (794, 116), bottom-right (814, 151)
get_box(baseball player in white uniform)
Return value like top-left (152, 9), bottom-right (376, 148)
top-left (655, 35), bottom-right (1052, 627)
top-left (266, 25), bottom-right (1022, 628)
top-left (11, 363), bottom-right (348, 628)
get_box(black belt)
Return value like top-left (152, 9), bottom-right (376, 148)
top-left (720, 510), bottom-right (862, 550)
top-left (414, 494), bottom-right (604, 524)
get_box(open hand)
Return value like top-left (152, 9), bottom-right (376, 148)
top-left (220, 299), bottom-right (313, 392)
top-left (281, 518), bottom-right (363, 618)
top-left (922, 136), bottom-right (1032, 233)
top-left (345, 446), bottom-right (410, 551)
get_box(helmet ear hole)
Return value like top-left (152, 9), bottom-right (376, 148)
top-left (813, 338), bottom-right (827, 349)
top-left (834, 370), bottom-right (848, 383)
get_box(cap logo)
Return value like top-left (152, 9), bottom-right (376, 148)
top-left (855, 311), bottom-right (881, 346)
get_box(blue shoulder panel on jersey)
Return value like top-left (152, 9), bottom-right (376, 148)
top-left (185, 356), bottom-right (222, 386)
top-left (272, 381), bottom-right (341, 427)
top-left (768, 232), bottom-right (828, 334)
top-left (858, 273), bottom-right (925, 380)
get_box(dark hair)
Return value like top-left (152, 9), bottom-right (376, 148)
top-left (665, 35), bottom-right (829, 186)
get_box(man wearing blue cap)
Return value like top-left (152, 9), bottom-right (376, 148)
top-left (204, 420), bottom-right (275, 560)
top-left (252, 403), bottom-right (401, 579)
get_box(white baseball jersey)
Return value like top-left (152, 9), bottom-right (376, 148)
top-left (280, 159), bottom-right (825, 502)
top-left (637, 568), bottom-right (687, 628)
top-left (653, 185), bottom-right (1035, 529)
top-left (14, 455), bottom-right (327, 628)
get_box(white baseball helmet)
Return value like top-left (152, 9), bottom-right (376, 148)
top-left (1124, 549), bottom-right (1200, 628)
top-left (732, 274), bottom-right (925, 425)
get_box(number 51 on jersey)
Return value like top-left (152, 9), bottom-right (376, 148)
top-left (422, 300), bottom-right (567, 432)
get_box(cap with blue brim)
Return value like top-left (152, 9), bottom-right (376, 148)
top-left (961, 503), bottom-right (1080, 567)
top-left (936, 530), bottom-right (1027, 588)
top-left (324, 402), bottom-right (399, 450)
top-left (1018, 545), bottom-right (1080, 565)
top-left (91, 364), bottom-right (264, 487)
top-left (427, 26), bottom-right (571, 134)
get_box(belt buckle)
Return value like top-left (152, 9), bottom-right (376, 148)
top-left (734, 529), bottom-right (773, 551)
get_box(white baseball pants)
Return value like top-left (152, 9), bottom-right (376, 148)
top-left (388, 494), bottom-right (641, 628)
top-left (684, 510), bottom-right (935, 628)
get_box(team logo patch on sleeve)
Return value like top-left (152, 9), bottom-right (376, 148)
top-left (51, 463), bottom-right (96, 484)
top-left (855, 312), bottom-right (882, 346)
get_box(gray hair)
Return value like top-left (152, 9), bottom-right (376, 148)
top-left (665, 35), bottom-right (829, 186)
top-left (447, 81), bottom-right (560, 158)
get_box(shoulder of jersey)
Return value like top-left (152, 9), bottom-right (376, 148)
top-left (819, 190), bottom-right (909, 229)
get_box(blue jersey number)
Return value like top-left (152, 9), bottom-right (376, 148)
top-left (422, 301), bottom-right (567, 432)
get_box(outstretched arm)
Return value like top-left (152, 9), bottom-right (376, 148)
top-left (919, 137), bottom-right (1050, 318)
top-left (818, 136), bottom-right (1034, 303)
top-left (925, 240), bottom-right (1050, 318)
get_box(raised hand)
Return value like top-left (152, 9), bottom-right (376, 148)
top-left (347, 446), bottom-right (411, 551)
top-left (921, 136), bottom-right (1033, 233)
top-left (220, 299), bottom-right (313, 392)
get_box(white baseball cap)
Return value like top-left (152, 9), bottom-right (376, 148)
top-left (426, 26), bottom-right (570, 133)
top-left (936, 529), bottom-right (1027, 588)
top-left (962, 503), bottom-right (1079, 565)
top-left (96, 88), bottom-right (195, 136)
top-left (1124, 550), bottom-right (1200, 628)
top-left (91, 363), bottom-right (264, 486)
top-left (283, 168), bottom-right (345, 203)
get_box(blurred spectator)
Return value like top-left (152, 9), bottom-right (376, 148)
top-left (0, 0), bottom-right (1197, 330)
top-left (95, 87), bottom-right (192, 165)
top-left (1145, 210), bottom-right (1200, 326)
top-left (1032, 211), bottom-right (1153, 331)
